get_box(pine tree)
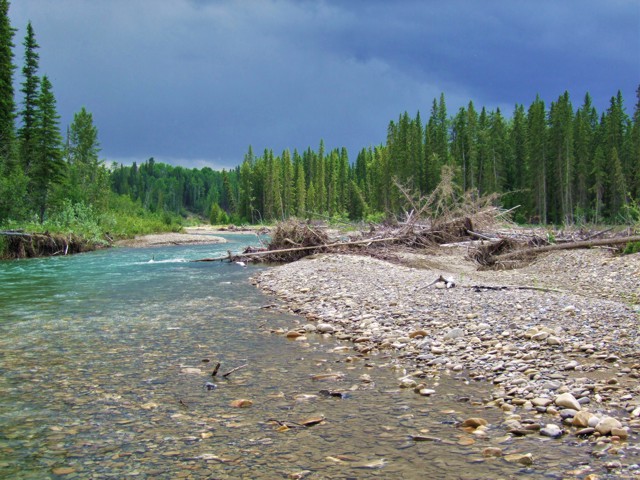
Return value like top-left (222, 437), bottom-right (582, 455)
top-left (527, 95), bottom-right (548, 223)
top-left (238, 146), bottom-right (254, 222)
top-left (221, 170), bottom-right (236, 214)
top-left (31, 75), bottom-right (64, 222)
top-left (591, 144), bottom-right (606, 224)
top-left (505, 104), bottom-right (528, 214)
top-left (573, 93), bottom-right (597, 221)
top-left (293, 149), bottom-right (306, 216)
top-left (0, 0), bottom-right (15, 164)
top-left (548, 91), bottom-right (574, 223)
top-left (450, 107), bottom-right (467, 190)
top-left (485, 108), bottom-right (507, 195)
top-left (465, 102), bottom-right (479, 192)
top-left (608, 147), bottom-right (627, 218)
top-left (18, 21), bottom-right (40, 174)
top-left (281, 149), bottom-right (294, 217)
top-left (66, 107), bottom-right (108, 209)
top-left (630, 85), bottom-right (640, 199)
top-left (0, 0), bottom-right (28, 222)
top-left (476, 107), bottom-right (490, 194)
top-left (337, 147), bottom-right (349, 213)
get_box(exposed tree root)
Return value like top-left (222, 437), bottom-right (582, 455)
top-left (0, 231), bottom-right (97, 259)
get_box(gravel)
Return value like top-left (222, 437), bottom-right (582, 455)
top-left (254, 247), bottom-right (640, 446)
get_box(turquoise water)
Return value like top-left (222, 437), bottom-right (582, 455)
top-left (0, 236), bottom-right (620, 479)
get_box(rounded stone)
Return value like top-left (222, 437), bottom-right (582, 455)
top-left (555, 392), bottom-right (581, 411)
top-left (595, 416), bottom-right (622, 435)
top-left (540, 424), bottom-right (563, 438)
top-left (461, 418), bottom-right (488, 428)
top-left (444, 328), bottom-right (464, 340)
top-left (610, 427), bottom-right (629, 440)
top-left (482, 447), bottom-right (502, 457)
top-left (316, 323), bottom-right (335, 333)
top-left (572, 411), bottom-right (597, 428)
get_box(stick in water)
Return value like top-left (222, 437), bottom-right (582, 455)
top-left (222, 364), bottom-right (248, 378)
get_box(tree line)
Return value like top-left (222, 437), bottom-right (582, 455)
top-left (112, 89), bottom-right (639, 226)
top-left (1, 0), bottom-right (638, 230)
top-left (0, 0), bottom-right (109, 225)
top-left (109, 83), bottom-right (639, 229)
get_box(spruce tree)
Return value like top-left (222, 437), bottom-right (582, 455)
top-left (488, 107), bottom-right (507, 194)
top-left (505, 104), bottom-right (528, 215)
top-left (238, 147), bottom-right (254, 222)
top-left (630, 85), bottom-right (640, 199)
top-left (18, 21), bottom-right (39, 174)
top-left (293, 149), bottom-right (306, 216)
top-left (281, 149), bottom-right (293, 217)
top-left (31, 75), bottom-right (64, 222)
top-left (608, 147), bottom-right (627, 218)
top-left (0, 0), bottom-right (29, 222)
top-left (67, 107), bottom-right (108, 208)
top-left (527, 96), bottom-right (548, 223)
top-left (573, 93), bottom-right (597, 221)
top-left (0, 0), bottom-right (15, 164)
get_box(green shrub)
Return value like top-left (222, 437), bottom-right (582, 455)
top-left (623, 241), bottom-right (640, 255)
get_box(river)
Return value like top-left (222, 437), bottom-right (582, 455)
top-left (0, 235), bottom-right (616, 479)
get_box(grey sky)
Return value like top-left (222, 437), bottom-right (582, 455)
top-left (9, 0), bottom-right (640, 170)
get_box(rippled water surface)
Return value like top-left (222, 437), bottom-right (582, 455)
top-left (0, 236), bottom-right (618, 479)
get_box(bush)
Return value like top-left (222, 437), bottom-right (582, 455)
top-left (623, 241), bottom-right (640, 255)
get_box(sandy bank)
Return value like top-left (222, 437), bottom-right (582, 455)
top-left (115, 231), bottom-right (227, 248)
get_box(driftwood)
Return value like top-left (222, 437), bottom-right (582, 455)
top-left (475, 234), bottom-right (640, 268)
top-left (493, 235), bottom-right (640, 262)
top-left (192, 236), bottom-right (401, 263)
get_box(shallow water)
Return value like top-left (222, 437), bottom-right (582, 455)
top-left (0, 236), bottom-right (630, 479)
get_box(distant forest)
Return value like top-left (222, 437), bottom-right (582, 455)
top-left (112, 89), bottom-right (640, 225)
top-left (1, 0), bottom-right (638, 230)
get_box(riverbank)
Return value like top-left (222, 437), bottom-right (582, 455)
top-left (114, 231), bottom-right (227, 248)
top-left (255, 247), bottom-right (640, 470)
top-left (0, 225), bottom-right (263, 258)
top-left (113, 225), bottom-right (267, 248)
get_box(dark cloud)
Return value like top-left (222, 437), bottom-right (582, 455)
top-left (9, 0), bottom-right (639, 170)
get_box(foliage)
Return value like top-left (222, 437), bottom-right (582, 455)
top-left (622, 241), bottom-right (640, 255)
top-left (1, 2), bottom-right (639, 251)
top-left (209, 202), bottom-right (229, 225)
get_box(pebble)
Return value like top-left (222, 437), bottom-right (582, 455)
top-left (461, 418), bottom-right (488, 428)
top-left (555, 393), bottom-right (581, 411)
top-left (418, 388), bottom-right (436, 396)
top-left (256, 251), bottom-right (638, 464)
top-left (482, 447), bottom-right (503, 457)
top-left (595, 416), bottom-right (622, 435)
top-left (540, 424), bottom-right (563, 438)
top-left (504, 453), bottom-right (534, 466)
top-left (572, 411), bottom-right (598, 428)
top-left (444, 328), bottom-right (464, 340)
top-left (316, 323), bottom-right (335, 334)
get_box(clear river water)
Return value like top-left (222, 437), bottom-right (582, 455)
top-left (0, 234), bottom-right (622, 479)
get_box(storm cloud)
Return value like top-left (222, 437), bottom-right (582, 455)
top-left (9, 0), bottom-right (640, 169)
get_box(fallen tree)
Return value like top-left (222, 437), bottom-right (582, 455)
top-left (473, 234), bottom-right (640, 268)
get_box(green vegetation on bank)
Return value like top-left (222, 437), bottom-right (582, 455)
top-left (111, 87), bottom-right (640, 227)
top-left (1, 0), bottom-right (638, 260)
top-left (0, 2), bottom-right (184, 258)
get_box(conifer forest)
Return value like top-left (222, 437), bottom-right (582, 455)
top-left (1, 0), bottom-right (638, 234)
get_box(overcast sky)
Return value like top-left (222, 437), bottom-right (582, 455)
top-left (9, 0), bottom-right (640, 170)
